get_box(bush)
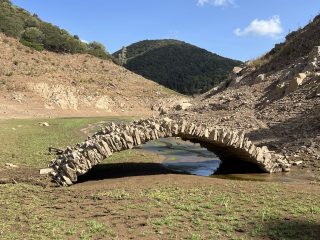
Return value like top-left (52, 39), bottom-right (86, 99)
top-left (0, 0), bottom-right (11, 4)
top-left (0, 1), bottom-right (25, 37)
top-left (24, 16), bottom-right (40, 28)
top-left (39, 22), bottom-right (87, 53)
top-left (87, 41), bottom-right (109, 59)
top-left (21, 27), bottom-right (44, 44)
top-left (20, 39), bottom-right (44, 51)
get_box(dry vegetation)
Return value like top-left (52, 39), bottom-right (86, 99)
top-left (0, 34), bottom-right (183, 118)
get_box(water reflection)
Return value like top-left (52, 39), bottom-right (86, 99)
top-left (136, 137), bottom-right (222, 176)
top-left (136, 137), bottom-right (314, 183)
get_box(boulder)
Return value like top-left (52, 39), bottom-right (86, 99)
top-left (233, 66), bottom-right (243, 74)
top-left (175, 102), bottom-right (192, 111)
top-left (257, 74), bottom-right (265, 81)
top-left (285, 73), bottom-right (307, 95)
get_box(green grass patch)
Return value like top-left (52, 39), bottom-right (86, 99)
top-left (0, 117), bottom-right (133, 168)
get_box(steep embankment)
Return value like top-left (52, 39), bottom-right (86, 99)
top-left (260, 15), bottom-right (320, 72)
top-left (0, 34), bottom-right (185, 118)
top-left (113, 40), bottom-right (241, 95)
top-left (170, 16), bottom-right (320, 176)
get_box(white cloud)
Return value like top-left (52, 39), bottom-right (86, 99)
top-left (197, 0), bottom-right (235, 7)
top-left (81, 39), bottom-right (88, 44)
top-left (234, 15), bottom-right (283, 38)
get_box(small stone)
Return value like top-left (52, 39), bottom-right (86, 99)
top-left (5, 163), bottom-right (18, 168)
top-left (40, 168), bottom-right (54, 175)
top-left (62, 175), bottom-right (73, 186)
top-left (292, 161), bottom-right (303, 166)
top-left (39, 122), bottom-right (50, 127)
top-left (282, 164), bottom-right (291, 172)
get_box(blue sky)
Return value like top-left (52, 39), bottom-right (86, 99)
top-left (12, 0), bottom-right (320, 61)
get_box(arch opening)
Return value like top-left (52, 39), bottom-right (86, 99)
top-left (136, 137), bottom-right (222, 177)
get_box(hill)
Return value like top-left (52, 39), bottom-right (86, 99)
top-left (257, 15), bottom-right (320, 72)
top-left (0, 0), bottom-right (111, 60)
top-left (0, 33), bottom-right (185, 118)
top-left (113, 40), bottom-right (242, 95)
top-left (170, 15), bottom-right (320, 176)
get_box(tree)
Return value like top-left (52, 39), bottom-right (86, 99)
top-left (88, 41), bottom-right (106, 51)
top-left (118, 46), bottom-right (127, 66)
top-left (0, 1), bottom-right (25, 37)
top-left (24, 16), bottom-right (40, 28)
top-left (21, 27), bottom-right (44, 43)
top-left (0, 0), bottom-right (12, 4)
top-left (87, 41), bottom-right (109, 59)
top-left (20, 27), bottom-right (44, 50)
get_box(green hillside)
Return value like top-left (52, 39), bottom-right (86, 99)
top-left (0, 0), bottom-right (110, 59)
top-left (113, 40), bottom-right (242, 95)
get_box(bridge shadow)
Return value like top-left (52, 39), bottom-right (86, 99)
top-left (76, 162), bottom-right (178, 183)
top-left (262, 219), bottom-right (320, 240)
top-left (76, 161), bottom-right (266, 184)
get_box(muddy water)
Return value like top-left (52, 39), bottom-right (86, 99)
top-left (137, 137), bottom-right (314, 183)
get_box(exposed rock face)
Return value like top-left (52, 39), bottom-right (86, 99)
top-left (49, 118), bottom-right (290, 186)
top-left (305, 46), bottom-right (320, 72)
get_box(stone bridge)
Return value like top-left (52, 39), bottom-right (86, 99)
top-left (49, 118), bottom-right (290, 186)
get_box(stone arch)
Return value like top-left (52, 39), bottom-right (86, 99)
top-left (49, 118), bottom-right (290, 186)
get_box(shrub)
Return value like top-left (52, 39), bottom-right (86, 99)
top-left (24, 16), bottom-right (40, 28)
top-left (87, 41), bottom-right (109, 59)
top-left (21, 27), bottom-right (44, 44)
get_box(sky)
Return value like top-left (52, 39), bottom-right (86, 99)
top-left (12, 0), bottom-right (320, 61)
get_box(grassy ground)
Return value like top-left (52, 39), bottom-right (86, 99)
top-left (0, 117), bottom-right (319, 240)
top-left (0, 176), bottom-right (319, 240)
top-left (0, 117), bottom-right (133, 167)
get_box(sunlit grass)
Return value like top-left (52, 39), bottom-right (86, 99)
top-left (0, 117), bottom-right (133, 167)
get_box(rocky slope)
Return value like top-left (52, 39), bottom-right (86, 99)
top-left (113, 39), bottom-right (241, 95)
top-left (0, 34), bottom-right (186, 118)
top-left (168, 16), bottom-right (320, 177)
